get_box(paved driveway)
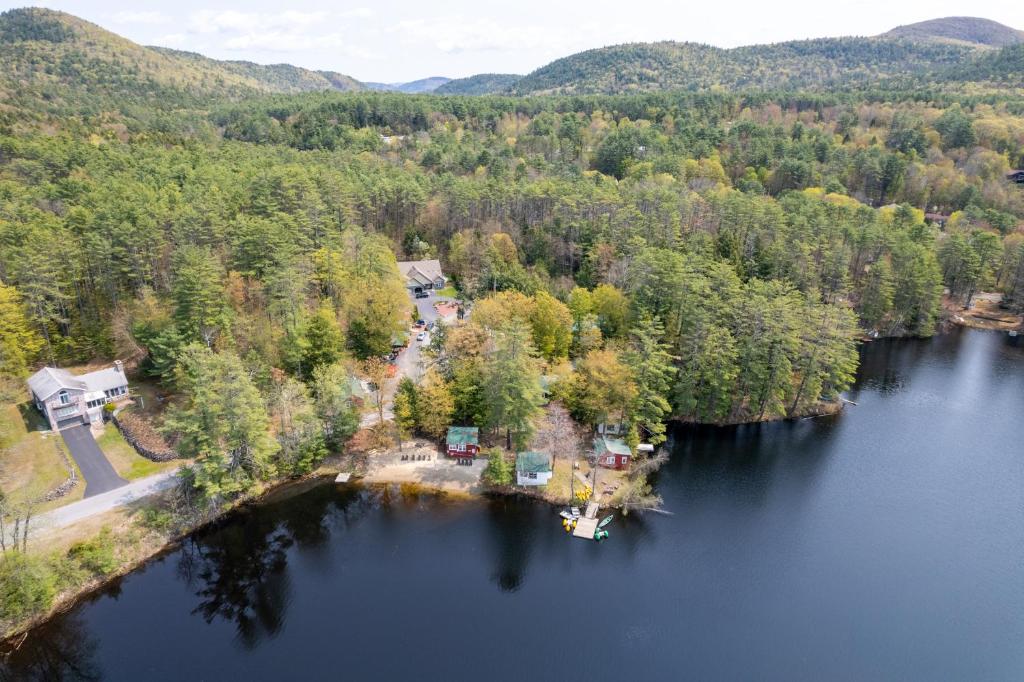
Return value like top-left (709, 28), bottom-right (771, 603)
top-left (61, 424), bottom-right (128, 497)
top-left (359, 292), bottom-right (453, 429)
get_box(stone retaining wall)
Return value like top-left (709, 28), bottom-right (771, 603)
top-left (40, 440), bottom-right (77, 502)
top-left (111, 413), bottom-right (178, 462)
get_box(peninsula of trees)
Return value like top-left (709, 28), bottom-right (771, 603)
top-left (1, 7), bottom-right (1024, 509)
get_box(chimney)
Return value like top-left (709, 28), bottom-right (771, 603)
top-left (114, 360), bottom-right (123, 374)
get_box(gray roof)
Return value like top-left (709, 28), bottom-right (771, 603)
top-left (27, 367), bottom-right (87, 400)
top-left (28, 365), bottom-right (127, 401)
top-left (79, 367), bottom-right (128, 394)
top-left (397, 259), bottom-right (445, 285)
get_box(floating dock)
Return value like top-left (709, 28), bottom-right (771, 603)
top-left (572, 502), bottom-right (600, 539)
top-left (335, 472), bottom-right (352, 483)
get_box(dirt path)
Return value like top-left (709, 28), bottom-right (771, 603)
top-left (360, 441), bottom-right (485, 493)
top-left (947, 293), bottom-right (1022, 332)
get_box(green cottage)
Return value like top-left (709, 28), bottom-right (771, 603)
top-left (516, 451), bottom-right (552, 486)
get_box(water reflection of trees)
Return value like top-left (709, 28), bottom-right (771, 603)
top-left (178, 522), bottom-right (294, 649)
top-left (484, 495), bottom-right (539, 593)
top-left (666, 418), bottom-right (839, 509)
top-left (176, 483), bottom-right (365, 649)
top-left (0, 614), bottom-right (100, 681)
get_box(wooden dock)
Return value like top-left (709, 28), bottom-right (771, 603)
top-left (572, 502), bottom-right (600, 539)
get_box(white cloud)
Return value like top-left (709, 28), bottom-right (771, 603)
top-left (111, 11), bottom-right (171, 26)
top-left (339, 8), bottom-right (374, 19)
top-left (188, 10), bottom-right (348, 35)
top-left (390, 16), bottom-right (648, 56)
top-left (154, 33), bottom-right (188, 48)
top-left (223, 30), bottom-right (375, 59)
top-left (180, 9), bottom-right (377, 58)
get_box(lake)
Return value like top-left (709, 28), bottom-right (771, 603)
top-left (4, 328), bottom-right (1024, 681)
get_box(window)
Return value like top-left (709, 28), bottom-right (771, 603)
top-left (527, 472), bottom-right (537, 479)
top-left (58, 390), bottom-right (69, 405)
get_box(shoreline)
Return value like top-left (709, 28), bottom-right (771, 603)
top-left (0, 399), bottom-right (849, 645)
top-left (0, 338), bottom-right (970, 646)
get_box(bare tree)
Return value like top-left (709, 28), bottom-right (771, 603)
top-left (361, 357), bottom-right (394, 425)
top-left (534, 402), bottom-right (583, 500)
top-left (628, 450), bottom-right (669, 479)
top-left (0, 487), bottom-right (8, 553)
top-left (535, 402), bottom-right (582, 460)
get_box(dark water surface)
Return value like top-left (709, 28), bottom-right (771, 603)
top-left (5, 329), bottom-right (1024, 681)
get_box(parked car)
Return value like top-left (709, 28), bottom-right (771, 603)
top-left (415, 319), bottom-right (425, 327)
top-left (415, 291), bottom-right (429, 299)
top-left (416, 332), bottom-right (426, 342)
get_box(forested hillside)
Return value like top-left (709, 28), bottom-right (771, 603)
top-left (882, 17), bottom-right (1024, 47)
top-left (956, 45), bottom-right (1024, 87)
top-left (2, 10), bottom-right (1024, 510)
top-left (436, 74), bottom-right (523, 95)
top-left (0, 7), bottom-right (363, 126)
top-left (150, 48), bottom-right (364, 94)
top-left (510, 38), bottom-right (992, 95)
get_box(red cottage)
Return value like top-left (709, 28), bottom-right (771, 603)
top-left (446, 426), bottom-right (479, 462)
top-left (593, 436), bottom-right (632, 470)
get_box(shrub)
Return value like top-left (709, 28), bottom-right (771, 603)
top-left (0, 553), bottom-right (58, 622)
top-left (67, 527), bottom-right (118, 576)
top-left (483, 447), bottom-right (513, 486)
top-left (138, 507), bottom-right (176, 534)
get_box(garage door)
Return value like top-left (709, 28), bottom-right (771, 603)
top-left (57, 415), bottom-right (85, 430)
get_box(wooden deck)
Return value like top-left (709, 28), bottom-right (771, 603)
top-left (572, 501), bottom-right (600, 539)
top-left (573, 516), bottom-right (599, 539)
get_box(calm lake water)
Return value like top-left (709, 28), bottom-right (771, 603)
top-left (4, 328), bottom-right (1024, 681)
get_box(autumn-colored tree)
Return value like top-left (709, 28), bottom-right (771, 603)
top-left (565, 348), bottom-right (638, 427)
top-left (0, 281), bottom-right (44, 386)
top-left (415, 370), bottom-right (455, 439)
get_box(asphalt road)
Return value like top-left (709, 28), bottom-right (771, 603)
top-left (61, 424), bottom-right (128, 497)
top-left (359, 292), bottom-right (452, 428)
top-left (37, 469), bottom-right (179, 530)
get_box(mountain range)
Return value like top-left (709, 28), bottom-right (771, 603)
top-left (0, 8), bottom-right (1022, 111)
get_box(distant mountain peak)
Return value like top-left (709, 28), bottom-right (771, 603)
top-left (365, 77), bottom-right (452, 94)
top-left (881, 17), bottom-right (1024, 47)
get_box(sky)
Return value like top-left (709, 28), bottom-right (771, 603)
top-left (3, 1), bottom-right (1022, 82)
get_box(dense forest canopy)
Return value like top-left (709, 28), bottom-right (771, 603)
top-left (1, 8), bottom-right (1024, 509)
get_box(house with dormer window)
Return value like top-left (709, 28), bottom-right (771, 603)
top-left (27, 361), bottom-right (130, 430)
top-left (397, 259), bottom-right (447, 293)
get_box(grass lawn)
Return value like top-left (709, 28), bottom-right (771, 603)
top-left (435, 286), bottom-right (458, 298)
top-left (542, 456), bottom-right (576, 504)
top-left (95, 425), bottom-right (178, 481)
top-left (0, 401), bottom-right (85, 508)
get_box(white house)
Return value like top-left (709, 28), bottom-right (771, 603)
top-left (27, 361), bottom-right (130, 430)
top-left (396, 259), bottom-right (446, 293)
top-left (516, 451), bottom-right (553, 486)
